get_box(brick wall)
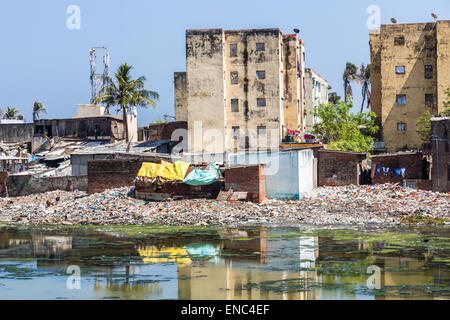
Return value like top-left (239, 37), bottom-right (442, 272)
top-left (225, 165), bottom-right (266, 203)
top-left (3, 175), bottom-right (88, 197)
top-left (371, 152), bottom-right (426, 185)
top-left (88, 159), bottom-right (144, 194)
top-left (431, 118), bottom-right (450, 192)
top-left (142, 121), bottom-right (187, 141)
top-left (318, 150), bottom-right (366, 186)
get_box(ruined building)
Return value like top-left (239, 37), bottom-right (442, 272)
top-left (370, 20), bottom-right (450, 152)
top-left (304, 68), bottom-right (329, 132)
top-left (174, 28), bottom-right (310, 153)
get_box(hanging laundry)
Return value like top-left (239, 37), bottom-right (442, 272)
top-left (393, 168), bottom-right (406, 178)
top-left (382, 167), bottom-right (390, 176)
top-left (375, 165), bottom-right (383, 176)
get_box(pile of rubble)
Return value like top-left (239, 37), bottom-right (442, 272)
top-left (0, 184), bottom-right (448, 226)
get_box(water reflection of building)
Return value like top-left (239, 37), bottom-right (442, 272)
top-left (177, 228), bottom-right (320, 300)
top-left (1, 227), bottom-right (447, 300)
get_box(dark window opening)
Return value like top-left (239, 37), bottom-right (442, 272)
top-left (425, 94), bottom-right (434, 107)
top-left (396, 95), bottom-right (406, 105)
top-left (397, 122), bottom-right (406, 131)
top-left (257, 98), bottom-right (266, 107)
top-left (230, 43), bottom-right (237, 57)
top-left (230, 71), bottom-right (238, 84)
top-left (425, 36), bottom-right (434, 49)
top-left (394, 36), bottom-right (405, 46)
top-left (395, 66), bottom-right (405, 74)
top-left (256, 70), bottom-right (266, 80)
top-left (232, 126), bottom-right (240, 140)
top-left (256, 43), bottom-right (265, 51)
top-left (245, 136), bottom-right (250, 149)
top-left (257, 126), bottom-right (266, 135)
top-left (231, 99), bottom-right (239, 112)
top-left (425, 65), bottom-right (433, 79)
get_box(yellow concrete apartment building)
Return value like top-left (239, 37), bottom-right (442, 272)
top-left (370, 20), bottom-right (450, 152)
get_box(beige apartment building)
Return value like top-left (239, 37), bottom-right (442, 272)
top-left (174, 28), bottom-right (308, 153)
top-left (370, 20), bottom-right (450, 152)
top-left (304, 68), bottom-right (329, 133)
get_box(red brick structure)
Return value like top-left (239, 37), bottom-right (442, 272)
top-left (135, 180), bottom-right (224, 200)
top-left (138, 121), bottom-right (187, 142)
top-left (224, 165), bottom-right (266, 203)
top-left (317, 150), bottom-right (366, 186)
top-left (431, 117), bottom-right (450, 192)
top-left (87, 157), bottom-right (168, 194)
top-left (371, 152), bottom-right (428, 186)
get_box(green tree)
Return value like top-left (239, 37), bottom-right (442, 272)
top-left (33, 101), bottom-right (46, 121)
top-left (343, 62), bottom-right (358, 103)
top-left (328, 92), bottom-right (341, 105)
top-left (416, 89), bottom-right (450, 142)
top-left (93, 63), bottom-right (159, 142)
top-left (3, 107), bottom-right (19, 119)
top-left (313, 101), bottom-right (379, 152)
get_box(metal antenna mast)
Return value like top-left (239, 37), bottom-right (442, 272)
top-left (89, 47), bottom-right (110, 103)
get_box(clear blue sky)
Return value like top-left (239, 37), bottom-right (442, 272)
top-left (0, 0), bottom-right (449, 125)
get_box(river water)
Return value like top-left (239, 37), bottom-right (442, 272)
top-left (0, 224), bottom-right (448, 300)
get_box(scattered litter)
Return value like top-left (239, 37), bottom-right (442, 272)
top-left (0, 183), bottom-right (448, 226)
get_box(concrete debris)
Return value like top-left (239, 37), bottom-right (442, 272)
top-left (0, 183), bottom-right (448, 226)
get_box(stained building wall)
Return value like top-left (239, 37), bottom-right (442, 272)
top-left (186, 29), bottom-right (227, 154)
top-left (369, 21), bottom-right (450, 152)
top-left (282, 34), bottom-right (305, 131)
top-left (224, 29), bottom-right (284, 152)
top-left (304, 68), bottom-right (329, 133)
top-left (34, 117), bottom-right (124, 142)
top-left (0, 123), bottom-right (34, 143)
top-left (174, 72), bottom-right (188, 121)
top-left (178, 28), bottom-right (318, 154)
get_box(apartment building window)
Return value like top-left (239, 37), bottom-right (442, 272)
top-left (425, 36), bottom-right (434, 49)
top-left (397, 122), bottom-right (406, 131)
top-left (257, 126), bottom-right (266, 136)
top-left (425, 65), bottom-right (433, 79)
top-left (231, 99), bottom-right (239, 112)
top-left (257, 98), bottom-right (266, 107)
top-left (425, 94), bottom-right (434, 107)
top-left (396, 94), bottom-right (406, 105)
top-left (232, 126), bottom-right (240, 140)
top-left (395, 66), bottom-right (405, 74)
top-left (256, 70), bottom-right (266, 80)
top-left (256, 43), bottom-right (265, 51)
top-left (230, 43), bottom-right (237, 57)
top-left (394, 36), bottom-right (405, 46)
top-left (230, 71), bottom-right (238, 84)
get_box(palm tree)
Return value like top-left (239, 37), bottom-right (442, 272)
top-left (33, 101), bottom-right (46, 121)
top-left (3, 107), bottom-right (19, 120)
top-left (355, 64), bottom-right (371, 113)
top-left (343, 62), bottom-right (358, 103)
top-left (93, 63), bottom-right (159, 142)
top-left (328, 92), bottom-right (341, 105)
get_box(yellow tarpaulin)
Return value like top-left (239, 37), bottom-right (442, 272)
top-left (137, 161), bottom-right (190, 181)
top-left (139, 246), bottom-right (191, 265)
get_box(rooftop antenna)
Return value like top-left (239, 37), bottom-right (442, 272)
top-left (431, 13), bottom-right (438, 21)
top-left (89, 47), bottom-right (110, 103)
top-left (390, 18), bottom-right (398, 24)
